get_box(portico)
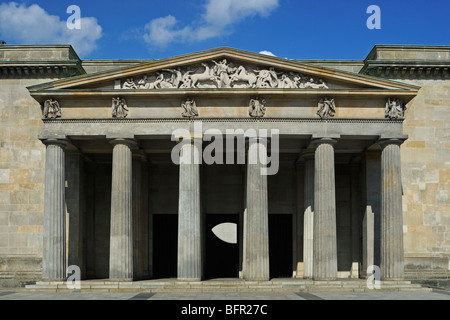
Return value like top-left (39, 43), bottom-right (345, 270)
top-left (29, 47), bottom-right (418, 283)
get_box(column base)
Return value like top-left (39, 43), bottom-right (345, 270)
top-left (312, 277), bottom-right (337, 281)
top-left (177, 278), bottom-right (201, 282)
top-left (381, 277), bottom-right (404, 281)
top-left (109, 278), bottom-right (134, 282)
top-left (42, 277), bottom-right (66, 282)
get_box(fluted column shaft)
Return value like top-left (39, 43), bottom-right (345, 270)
top-left (109, 139), bottom-right (135, 280)
top-left (177, 139), bottom-right (201, 280)
top-left (380, 139), bottom-right (404, 280)
top-left (244, 137), bottom-right (270, 280)
top-left (42, 139), bottom-right (67, 280)
top-left (313, 139), bottom-right (337, 280)
top-left (302, 153), bottom-right (314, 279)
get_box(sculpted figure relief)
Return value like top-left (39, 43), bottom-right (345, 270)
top-left (317, 98), bottom-right (336, 119)
top-left (42, 99), bottom-right (62, 119)
top-left (123, 78), bottom-right (137, 89)
top-left (212, 59), bottom-right (235, 88)
top-left (249, 97), bottom-right (266, 118)
top-left (181, 98), bottom-right (198, 118)
top-left (385, 98), bottom-right (405, 119)
top-left (120, 60), bottom-right (329, 90)
top-left (112, 97), bottom-right (129, 118)
top-left (230, 65), bottom-right (258, 88)
top-left (255, 67), bottom-right (279, 88)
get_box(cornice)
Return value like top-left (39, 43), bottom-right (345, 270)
top-left (28, 88), bottom-right (419, 105)
top-left (361, 60), bottom-right (450, 79)
top-left (0, 60), bottom-right (86, 78)
top-left (27, 47), bottom-right (420, 92)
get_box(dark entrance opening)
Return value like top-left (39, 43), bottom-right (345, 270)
top-left (153, 214), bottom-right (178, 279)
top-left (269, 214), bottom-right (293, 278)
top-left (205, 214), bottom-right (239, 279)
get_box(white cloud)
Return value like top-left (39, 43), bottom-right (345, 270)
top-left (203, 0), bottom-right (279, 27)
top-left (143, 15), bottom-right (193, 48)
top-left (143, 0), bottom-right (279, 48)
top-left (0, 2), bottom-right (102, 56)
top-left (259, 50), bottom-right (277, 57)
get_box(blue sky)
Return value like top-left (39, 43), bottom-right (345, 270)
top-left (0, 0), bottom-right (449, 60)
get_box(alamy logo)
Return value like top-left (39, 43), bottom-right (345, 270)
top-left (366, 265), bottom-right (381, 290)
top-left (171, 121), bottom-right (280, 176)
top-left (67, 5), bottom-right (81, 30)
top-left (367, 5), bottom-right (381, 30)
top-left (66, 265), bottom-right (81, 290)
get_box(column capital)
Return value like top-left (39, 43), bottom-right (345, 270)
top-left (132, 150), bottom-right (147, 162)
top-left (311, 137), bottom-right (338, 148)
top-left (378, 138), bottom-right (405, 149)
top-left (300, 149), bottom-right (315, 160)
top-left (174, 133), bottom-right (203, 145)
top-left (109, 138), bottom-right (138, 149)
top-left (41, 138), bottom-right (68, 149)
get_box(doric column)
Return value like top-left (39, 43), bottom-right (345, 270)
top-left (313, 138), bottom-right (338, 281)
top-left (177, 137), bottom-right (202, 280)
top-left (244, 137), bottom-right (270, 280)
top-left (109, 138), bottom-right (136, 280)
top-left (302, 151), bottom-right (314, 279)
top-left (379, 139), bottom-right (405, 280)
top-left (42, 139), bottom-right (67, 280)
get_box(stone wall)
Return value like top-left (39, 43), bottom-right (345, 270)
top-left (0, 45), bottom-right (84, 285)
top-left (0, 78), bottom-right (47, 284)
top-left (400, 78), bottom-right (450, 271)
top-left (363, 45), bottom-right (450, 272)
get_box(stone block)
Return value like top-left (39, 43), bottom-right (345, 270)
top-left (0, 191), bottom-right (10, 205)
top-left (405, 141), bottom-right (426, 148)
top-left (0, 169), bottom-right (10, 184)
top-left (9, 212), bottom-right (43, 226)
top-left (436, 148), bottom-right (450, 162)
top-left (9, 169), bottom-right (29, 184)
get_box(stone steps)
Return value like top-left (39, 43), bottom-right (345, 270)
top-left (405, 270), bottom-right (450, 280)
top-left (24, 278), bottom-right (432, 293)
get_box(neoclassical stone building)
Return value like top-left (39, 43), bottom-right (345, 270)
top-left (0, 44), bottom-right (449, 286)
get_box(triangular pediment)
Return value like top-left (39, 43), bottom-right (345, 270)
top-left (28, 47), bottom-right (419, 98)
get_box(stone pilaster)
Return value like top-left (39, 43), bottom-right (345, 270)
top-left (109, 139), bottom-right (136, 281)
top-left (379, 139), bottom-right (405, 280)
top-left (244, 137), bottom-right (270, 280)
top-left (312, 138), bottom-right (338, 281)
top-left (42, 139), bottom-right (67, 281)
top-left (362, 151), bottom-right (381, 277)
top-left (177, 137), bottom-right (202, 280)
top-left (302, 151), bottom-right (314, 279)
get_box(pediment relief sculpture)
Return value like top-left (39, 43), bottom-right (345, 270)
top-left (385, 98), bottom-right (406, 119)
top-left (112, 97), bottom-right (129, 118)
top-left (42, 99), bottom-right (62, 119)
top-left (317, 98), bottom-right (336, 119)
top-left (117, 60), bottom-right (329, 90)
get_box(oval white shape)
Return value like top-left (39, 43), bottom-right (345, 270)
top-left (211, 223), bottom-right (237, 244)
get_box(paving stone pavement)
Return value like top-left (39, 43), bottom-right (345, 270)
top-left (0, 289), bottom-right (450, 300)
